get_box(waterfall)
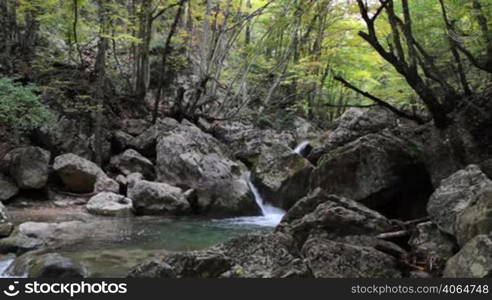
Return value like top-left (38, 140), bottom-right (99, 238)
top-left (234, 172), bottom-right (285, 226)
top-left (293, 141), bottom-right (310, 154)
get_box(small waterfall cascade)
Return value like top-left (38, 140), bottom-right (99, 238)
top-left (293, 141), bottom-right (310, 155)
top-left (246, 172), bottom-right (284, 218)
top-left (223, 172), bottom-right (285, 227)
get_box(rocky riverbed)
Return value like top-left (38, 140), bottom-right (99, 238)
top-left (1, 99), bottom-right (491, 278)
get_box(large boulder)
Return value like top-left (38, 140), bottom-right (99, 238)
top-left (212, 121), bottom-right (296, 163)
top-left (129, 233), bottom-right (309, 278)
top-left (155, 119), bottom-right (257, 216)
top-left (277, 188), bottom-right (393, 249)
top-left (195, 178), bottom-right (259, 216)
top-left (129, 249), bottom-right (231, 278)
top-left (455, 181), bottom-right (492, 246)
top-left (0, 221), bottom-right (90, 255)
top-left (110, 149), bottom-right (154, 179)
top-left (33, 116), bottom-right (111, 163)
top-left (5, 147), bottom-right (51, 189)
top-left (274, 188), bottom-right (403, 278)
top-left (127, 179), bottom-right (190, 215)
top-left (408, 221), bottom-right (456, 261)
top-left (310, 132), bottom-right (432, 217)
top-left (308, 107), bottom-right (398, 164)
top-left (19, 253), bottom-right (86, 278)
top-left (219, 233), bottom-right (310, 278)
top-left (53, 154), bottom-right (117, 193)
top-left (443, 234), bottom-right (492, 278)
top-left (0, 173), bottom-right (18, 201)
top-left (301, 236), bottom-right (401, 278)
top-left (427, 165), bottom-right (491, 243)
top-left (304, 235), bottom-right (402, 278)
top-left (252, 143), bottom-right (314, 209)
top-left (87, 192), bottom-right (133, 216)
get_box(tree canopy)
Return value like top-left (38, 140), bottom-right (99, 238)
top-left (0, 0), bottom-right (491, 134)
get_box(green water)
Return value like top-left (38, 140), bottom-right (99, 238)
top-left (58, 216), bottom-right (272, 277)
top-left (7, 206), bottom-right (276, 277)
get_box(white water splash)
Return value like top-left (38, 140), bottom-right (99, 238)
top-left (0, 258), bottom-right (15, 278)
top-left (293, 141), bottom-right (310, 155)
top-left (221, 173), bottom-right (285, 227)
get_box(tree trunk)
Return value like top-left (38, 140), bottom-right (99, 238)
top-left (94, 0), bottom-right (110, 166)
top-left (152, 0), bottom-right (188, 124)
top-left (135, 0), bottom-right (152, 103)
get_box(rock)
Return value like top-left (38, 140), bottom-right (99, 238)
top-left (408, 221), bottom-right (456, 260)
top-left (126, 172), bottom-right (144, 186)
top-left (212, 121), bottom-right (296, 162)
top-left (443, 234), bottom-right (492, 278)
top-left (293, 117), bottom-right (322, 141)
top-left (0, 234), bottom-right (44, 255)
top-left (27, 253), bottom-right (86, 278)
top-left (110, 149), bottom-right (154, 179)
top-left (129, 249), bottom-right (231, 278)
top-left (94, 176), bottom-right (120, 194)
top-left (33, 116), bottom-right (111, 163)
top-left (310, 132), bottom-right (432, 217)
top-left (112, 130), bottom-right (136, 153)
top-left (127, 180), bottom-right (190, 215)
top-left (252, 143), bottom-right (314, 209)
top-left (132, 119), bottom-right (179, 158)
top-left (219, 233), bottom-right (310, 278)
top-left (47, 189), bottom-right (91, 207)
top-left (479, 158), bottom-right (492, 179)
top-left (0, 202), bottom-right (13, 237)
top-left (0, 201), bottom-right (9, 222)
top-left (277, 188), bottom-right (393, 248)
top-left (128, 260), bottom-right (176, 278)
top-left (195, 178), bottom-right (260, 216)
top-left (414, 94), bottom-right (492, 187)
top-left (0, 221), bottom-right (89, 255)
top-left (53, 153), bottom-right (115, 193)
top-left (6, 147), bottom-right (51, 189)
top-left (0, 222), bottom-right (14, 237)
top-left (308, 107), bottom-right (398, 164)
top-left (115, 174), bottom-right (127, 187)
top-left (87, 192), bottom-right (133, 216)
top-left (455, 181), bottom-right (492, 246)
top-left (409, 271), bottom-right (432, 278)
top-left (301, 236), bottom-right (401, 278)
top-left (121, 119), bottom-right (148, 136)
top-left (0, 173), bottom-right (18, 201)
top-left (156, 119), bottom-right (257, 216)
top-left (427, 165), bottom-right (490, 239)
top-left (129, 233), bottom-right (309, 278)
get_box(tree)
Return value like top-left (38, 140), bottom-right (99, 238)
top-left (333, 0), bottom-right (491, 129)
top-left (94, 0), bottom-right (111, 166)
top-left (0, 0), bottom-right (17, 74)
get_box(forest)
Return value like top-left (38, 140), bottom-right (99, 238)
top-left (0, 0), bottom-right (491, 279)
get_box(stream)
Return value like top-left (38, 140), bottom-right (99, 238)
top-left (0, 142), bottom-right (312, 278)
top-left (0, 176), bottom-right (286, 277)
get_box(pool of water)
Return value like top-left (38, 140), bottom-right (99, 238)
top-left (1, 205), bottom-right (281, 277)
top-left (60, 216), bottom-right (276, 277)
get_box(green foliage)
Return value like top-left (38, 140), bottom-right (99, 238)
top-left (0, 78), bottom-right (55, 132)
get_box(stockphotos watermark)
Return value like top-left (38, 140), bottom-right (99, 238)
top-left (2, 281), bottom-right (127, 297)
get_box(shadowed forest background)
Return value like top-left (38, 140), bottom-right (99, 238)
top-left (1, 0), bottom-right (491, 142)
